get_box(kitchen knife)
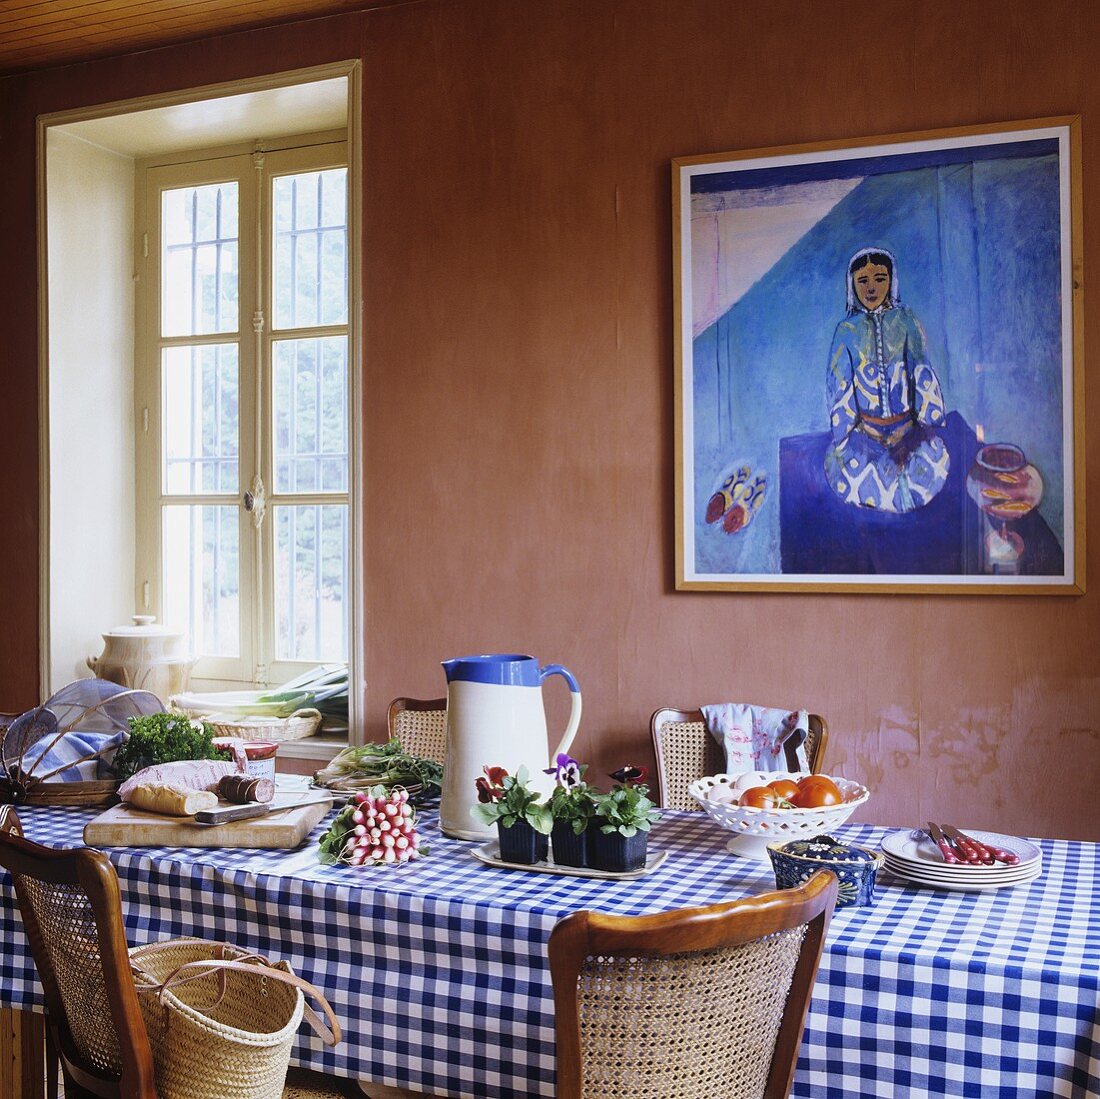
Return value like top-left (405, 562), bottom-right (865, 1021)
top-left (926, 822), bottom-right (960, 864)
top-left (193, 795), bottom-right (333, 826)
top-left (943, 825), bottom-right (1018, 866)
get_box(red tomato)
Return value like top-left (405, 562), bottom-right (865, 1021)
top-left (738, 786), bottom-right (782, 809)
top-left (767, 779), bottom-right (800, 802)
top-left (791, 776), bottom-right (843, 808)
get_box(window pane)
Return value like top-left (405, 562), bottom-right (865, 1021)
top-left (275, 504), bottom-right (347, 661)
top-left (162, 182), bottom-right (239, 336)
top-left (272, 169), bottom-right (347, 329)
top-left (163, 505), bottom-right (239, 658)
top-left (272, 337), bottom-right (347, 493)
top-left (163, 344), bottom-right (239, 494)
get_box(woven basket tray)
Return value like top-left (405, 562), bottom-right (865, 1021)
top-left (207, 708), bottom-right (323, 743)
top-left (1, 778), bottom-right (120, 808)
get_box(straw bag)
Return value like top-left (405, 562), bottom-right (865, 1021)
top-left (130, 938), bottom-right (342, 1099)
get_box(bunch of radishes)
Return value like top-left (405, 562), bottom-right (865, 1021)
top-left (317, 785), bottom-right (427, 867)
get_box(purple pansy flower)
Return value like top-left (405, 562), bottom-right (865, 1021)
top-left (544, 752), bottom-right (582, 790)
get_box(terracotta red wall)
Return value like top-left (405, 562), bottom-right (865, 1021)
top-left (2, 0), bottom-right (1098, 838)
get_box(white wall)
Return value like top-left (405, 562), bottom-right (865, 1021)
top-left (47, 129), bottom-right (136, 692)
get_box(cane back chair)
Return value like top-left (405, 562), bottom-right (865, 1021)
top-left (387, 696), bottom-right (448, 763)
top-left (0, 806), bottom-right (357, 1098)
top-left (548, 869), bottom-right (838, 1099)
top-left (650, 708), bottom-right (829, 811)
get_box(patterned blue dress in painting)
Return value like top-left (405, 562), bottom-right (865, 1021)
top-left (823, 300), bottom-right (950, 512)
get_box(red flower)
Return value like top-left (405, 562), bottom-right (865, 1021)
top-left (484, 765), bottom-right (508, 787)
top-left (610, 764), bottom-right (649, 786)
top-left (476, 765), bottom-right (509, 802)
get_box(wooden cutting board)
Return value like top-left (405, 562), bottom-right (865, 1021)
top-left (83, 793), bottom-right (334, 849)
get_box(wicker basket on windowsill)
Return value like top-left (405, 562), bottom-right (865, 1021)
top-left (203, 708), bottom-right (324, 744)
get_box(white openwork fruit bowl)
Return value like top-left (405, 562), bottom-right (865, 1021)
top-left (689, 772), bottom-right (871, 861)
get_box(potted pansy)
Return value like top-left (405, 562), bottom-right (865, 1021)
top-left (471, 764), bottom-right (552, 864)
top-left (589, 765), bottom-right (661, 872)
top-left (544, 753), bottom-right (596, 868)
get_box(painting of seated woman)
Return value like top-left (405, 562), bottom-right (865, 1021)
top-left (675, 120), bottom-right (1081, 593)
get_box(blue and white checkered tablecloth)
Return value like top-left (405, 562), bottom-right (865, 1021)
top-left (1, 806), bottom-right (1098, 1098)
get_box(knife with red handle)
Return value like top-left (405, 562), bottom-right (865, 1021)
top-left (926, 822), bottom-right (960, 864)
top-left (944, 825), bottom-right (1019, 866)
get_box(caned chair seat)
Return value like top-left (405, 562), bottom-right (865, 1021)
top-left (549, 871), bottom-right (839, 1099)
top-left (650, 708), bottom-right (829, 811)
top-left (387, 697), bottom-right (447, 763)
top-left (0, 806), bottom-right (359, 1099)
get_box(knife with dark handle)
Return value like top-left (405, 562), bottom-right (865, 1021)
top-left (944, 825), bottom-right (1019, 866)
top-left (193, 796), bottom-right (333, 826)
top-left (926, 822), bottom-right (960, 864)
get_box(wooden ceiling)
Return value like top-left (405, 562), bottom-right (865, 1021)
top-left (0, 0), bottom-right (403, 77)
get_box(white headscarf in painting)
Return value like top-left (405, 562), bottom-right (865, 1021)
top-left (846, 246), bottom-right (900, 314)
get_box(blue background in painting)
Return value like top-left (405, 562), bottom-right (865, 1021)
top-left (691, 148), bottom-right (1064, 576)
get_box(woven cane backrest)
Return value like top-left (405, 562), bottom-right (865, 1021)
top-left (0, 811), bottom-right (157, 1097)
top-left (651, 709), bottom-right (828, 811)
top-left (388, 697), bottom-right (448, 763)
top-left (577, 930), bottom-right (806, 1098)
top-left (18, 874), bottom-right (122, 1074)
top-left (549, 872), bottom-right (839, 1099)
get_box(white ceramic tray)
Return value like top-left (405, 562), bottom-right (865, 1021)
top-left (471, 842), bottom-right (668, 880)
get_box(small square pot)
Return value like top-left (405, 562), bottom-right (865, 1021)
top-left (588, 820), bottom-right (649, 872)
top-left (497, 819), bottom-right (549, 865)
top-left (551, 820), bottom-right (589, 867)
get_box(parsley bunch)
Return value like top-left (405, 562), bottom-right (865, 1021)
top-left (112, 712), bottom-right (230, 782)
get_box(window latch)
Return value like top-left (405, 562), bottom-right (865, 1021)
top-left (243, 474), bottom-right (266, 529)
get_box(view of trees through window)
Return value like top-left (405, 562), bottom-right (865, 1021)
top-left (144, 145), bottom-right (349, 681)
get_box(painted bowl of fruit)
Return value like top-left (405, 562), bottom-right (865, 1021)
top-left (768, 834), bottom-right (883, 908)
top-left (688, 771), bottom-right (870, 861)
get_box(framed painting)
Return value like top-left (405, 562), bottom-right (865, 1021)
top-left (673, 118), bottom-right (1083, 594)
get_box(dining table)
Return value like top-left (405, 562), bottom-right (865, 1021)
top-left (0, 798), bottom-right (1098, 1098)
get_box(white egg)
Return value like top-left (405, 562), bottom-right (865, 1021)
top-left (733, 771), bottom-right (769, 793)
top-left (707, 784), bottom-right (739, 805)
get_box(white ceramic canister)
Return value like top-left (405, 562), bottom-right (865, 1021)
top-left (87, 615), bottom-right (196, 704)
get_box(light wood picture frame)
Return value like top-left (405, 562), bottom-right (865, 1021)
top-left (673, 118), bottom-right (1084, 594)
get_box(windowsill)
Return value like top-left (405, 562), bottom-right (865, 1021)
top-left (274, 732), bottom-right (348, 761)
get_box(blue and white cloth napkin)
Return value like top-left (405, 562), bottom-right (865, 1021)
top-left (20, 730), bottom-right (126, 781)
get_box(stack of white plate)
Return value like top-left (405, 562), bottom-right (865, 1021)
top-left (880, 829), bottom-right (1042, 892)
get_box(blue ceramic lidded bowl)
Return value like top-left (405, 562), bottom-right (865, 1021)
top-left (767, 834), bottom-right (883, 908)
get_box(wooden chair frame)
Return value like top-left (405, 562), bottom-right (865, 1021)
top-left (0, 806), bottom-right (362, 1099)
top-left (0, 805), bottom-right (156, 1098)
top-left (650, 707), bottom-right (829, 811)
top-left (548, 870), bottom-right (838, 1099)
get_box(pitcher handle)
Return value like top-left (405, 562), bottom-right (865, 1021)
top-left (539, 664), bottom-right (582, 759)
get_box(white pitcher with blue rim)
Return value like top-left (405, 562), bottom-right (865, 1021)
top-left (439, 654), bottom-right (582, 840)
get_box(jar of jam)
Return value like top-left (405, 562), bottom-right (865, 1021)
top-left (213, 738), bottom-right (278, 783)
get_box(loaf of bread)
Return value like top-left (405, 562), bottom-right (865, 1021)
top-left (127, 783), bottom-right (219, 817)
top-left (118, 759), bottom-right (240, 802)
